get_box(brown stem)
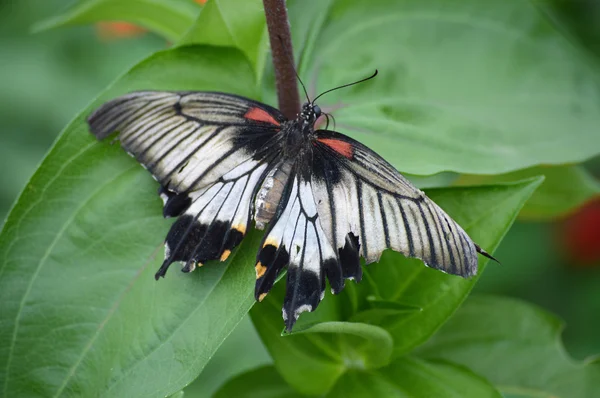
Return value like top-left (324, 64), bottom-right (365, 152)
top-left (262, 0), bottom-right (301, 119)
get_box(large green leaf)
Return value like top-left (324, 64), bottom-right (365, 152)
top-left (33, 0), bottom-right (200, 42)
top-left (288, 0), bottom-right (600, 175)
top-left (180, 0), bottom-right (268, 81)
top-left (182, 316), bottom-right (272, 398)
top-left (457, 165), bottom-right (600, 220)
top-left (214, 359), bottom-right (502, 398)
top-left (0, 46), bottom-right (261, 398)
top-left (250, 178), bottom-right (542, 395)
top-left (327, 358), bottom-right (502, 398)
top-left (416, 295), bottom-right (600, 398)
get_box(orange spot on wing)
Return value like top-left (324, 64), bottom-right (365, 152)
top-left (244, 107), bottom-right (280, 126)
top-left (317, 138), bottom-right (354, 159)
top-left (95, 22), bottom-right (146, 41)
top-left (220, 250), bottom-right (231, 262)
top-left (255, 262), bottom-right (267, 279)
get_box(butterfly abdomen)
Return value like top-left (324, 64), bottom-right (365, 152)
top-left (254, 160), bottom-right (293, 229)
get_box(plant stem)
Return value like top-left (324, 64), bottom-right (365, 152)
top-left (262, 0), bottom-right (301, 119)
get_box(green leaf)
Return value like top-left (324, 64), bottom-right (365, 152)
top-left (33, 0), bottom-right (200, 42)
top-left (250, 287), bottom-right (348, 395)
top-left (214, 359), bottom-right (502, 398)
top-left (536, 0), bottom-right (600, 60)
top-left (182, 315), bottom-right (272, 398)
top-left (291, 0), bottom-right (600, 175)
top-left (327, 358), bottom-right (502, 398)
top-left (0, 46), bottom-right (261, 398)
top-left (457, 165), bottom-right (600, 220)
top-left (405, 172), bottom-right (460, 189)
top-left (348, 303), bottom-right (422, 325)
top-left (288, 0), bottom-right (336, 73)
top-left (180, 0), bottom-right (268, 81)
top-left (251, 178), bottom-right (542, 395)
top-left (213, 366), bottom-right (305, 398)
top-left (290, 321), bottom-right (394, 369)
top-left (415, 295), bottom-right (600, 398)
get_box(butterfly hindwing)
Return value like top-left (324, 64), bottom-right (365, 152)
top-left (155, 157), bottom-right (273, 278)
top-left (254, 162), bottom-right (342, 330)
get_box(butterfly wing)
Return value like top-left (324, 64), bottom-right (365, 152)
top-left (88, 91), bottom-right (285, 193)
top-left (253, 159), bottom-right (343, 331)
top-left (254, 129), bottom-right (495, 330)
top-left (88, 91), bottom-right (285, 277)
top-left (311, 129), bottom-right (495, 277)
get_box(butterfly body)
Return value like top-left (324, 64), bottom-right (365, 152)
top-left (88, 91), bottom-right (495, 331)
top-left (255, 158), bottom-right (293, 229)
top-left (253, 102), bottom-right (327, 229)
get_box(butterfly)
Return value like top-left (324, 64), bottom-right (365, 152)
top-left (87, 72), bottom-right (496, 331)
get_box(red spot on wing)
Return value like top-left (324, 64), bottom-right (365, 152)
top-left (244, 107), bottom-right (280, 126)
top-left (317, 138), bottom-right (354, 159)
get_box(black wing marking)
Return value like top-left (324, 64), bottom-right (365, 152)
top-left (88, 91), bottom-right (285, 194)
top-left (311, 129), bottom-right (496, 278)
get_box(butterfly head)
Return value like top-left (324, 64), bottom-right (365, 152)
top-left (300, 102), bottom-right (321, 127)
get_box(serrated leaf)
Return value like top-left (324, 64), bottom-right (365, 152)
top-left (290, 0), bottom-right (600, 175)
top-left (327, 358), bottom-right (502, 398)
top-left (250, 178), bottom-right (542, 395)
top-left (34, 0), bottom-right (200, 42)
top-left (457, 165), bottom-right (600, 220)
top-left (180, 0), bottom-right (268, 81)
top-left (0, 46), bottom-right (261, 398)
top-left (415, 295), bottom-right (600, 398)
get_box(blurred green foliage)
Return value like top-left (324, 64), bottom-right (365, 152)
top-left (0, 0), bottom-right (599, 397)
top-left (0, 0), bottom-right (164, 221)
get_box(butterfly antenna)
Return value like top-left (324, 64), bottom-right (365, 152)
top-left (313, 70), bottom-right (378, 103)
top-left (276, 35), bottom-right (310, 104)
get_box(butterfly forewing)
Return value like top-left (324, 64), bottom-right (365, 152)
top-left (88, 91), bottom-right (284, 193)
top-left (312, 129), bottom-right (479, 276)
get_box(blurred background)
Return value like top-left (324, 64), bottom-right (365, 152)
top-left (1, 0), bottom-right (598, 394)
